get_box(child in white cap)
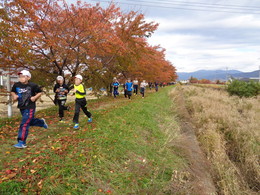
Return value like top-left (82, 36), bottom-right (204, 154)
top-left (53, 75), bottom-right (70, 122)
top-left (11, 70), bottom-right (48, 148)
top-left (71, 75), bottom-right (92, 129)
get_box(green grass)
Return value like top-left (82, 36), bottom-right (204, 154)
top-left (0, 87), bottom-right (185, 194)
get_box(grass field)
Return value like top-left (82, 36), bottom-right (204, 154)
top-left (0, 87), bottom-right (187, 194)
top-left (179, 85), bottom-right (260, 195)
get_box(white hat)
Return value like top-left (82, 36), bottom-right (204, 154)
top-left (57, 76), bottom-right (64, 80)
top-left (18, 70), bottom-right (31, 78)
top-left (75, 75), bottom-right (83, 81)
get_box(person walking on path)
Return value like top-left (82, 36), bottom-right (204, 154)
top-left (140, 80), bottom-right (148, 98)
top-left (148, 82), bottom-right (153, 90)
top-left (11, 70), bottom-right (48, 149)
top-left (133, 78), bottom-right (139, 95)
top-left (53, 76), bottom-right (70, 122)
top-left (122, 80), bottom-right (127, 98)
top-left (154, 81), bottom-right (159, 92)
top-left (125, 79), bottom-right (133, 99)
top-left (71, 75), bottom-right (92, 129)
top-left (112, 77), bottom-right (120, 98)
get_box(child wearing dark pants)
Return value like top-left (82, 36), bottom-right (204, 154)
top-left (11, 70), bottom-right (48, 149)
top-left (140, 80), bottom-right (148, 98)
top-left (112, 78), bottom-right (120, 98)
top-left (54, 76), bottom-right (69, 122)
top-left (71, 75), bottom-right (92, 129)
top-left (125, 79), bottom-right (133, 99)
top-left (73, 98), bottom-right (92, 125)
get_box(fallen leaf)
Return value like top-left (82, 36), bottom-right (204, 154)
top-left (37, 180), bottom-right (43, 189)
top-left (30, 170), bottom-right (37, 174)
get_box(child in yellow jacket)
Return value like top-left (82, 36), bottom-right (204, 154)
top-left (71, 75), bottom-right (92, 129)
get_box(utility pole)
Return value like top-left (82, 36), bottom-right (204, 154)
top-left (6, 72), bottom-right (12, 118)
top-left (3, 0), bottom-right (13, 118)
top-left (226, 67), bottom-right (228, 82)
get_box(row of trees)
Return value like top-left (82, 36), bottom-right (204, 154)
top-left (0, 0), bottom-right (177, 91)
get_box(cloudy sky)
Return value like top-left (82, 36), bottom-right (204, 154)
top-left (67, 0), bottom-right (260, 72)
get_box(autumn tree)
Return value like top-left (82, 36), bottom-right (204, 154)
top-left (0, 0), bottom-right (36, 72)
top-left (1, 0), bottom-right (177, 93)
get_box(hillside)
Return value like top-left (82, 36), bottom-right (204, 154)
top-left (177, 69), bottom-right (258, 81)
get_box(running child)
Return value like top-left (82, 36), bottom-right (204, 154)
top-left (140, 80), bottom-right (148, 98)
top-left (71, 75), bottom-right (92, 129)
top-left (11, 70), bottom-right (48, 149)
top-left (133, 78), bottom-right (139, 95)
top-left (112, 78), bottom-right (120, 98)
top-left (53, 76), bottom-right (70, 122)
top-left (154, 81), bottom-right (159, 92)
top-left (125, 79), bottom-right (133, 99)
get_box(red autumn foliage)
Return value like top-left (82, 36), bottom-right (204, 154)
top-left (1, 0), bottom-right (177, 91)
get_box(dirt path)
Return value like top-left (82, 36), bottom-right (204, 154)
top-left (172, 87), bottom-right (217, 195)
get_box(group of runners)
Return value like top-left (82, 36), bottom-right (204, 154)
top-left (111, 78), bottom-right (161, 99)
top-left (11, 70), bottom-right (92, 148)
top-left (10, 70), bottom-right (165, 149)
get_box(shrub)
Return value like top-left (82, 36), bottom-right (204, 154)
top-left (227, 80), bottom-right (260, 97)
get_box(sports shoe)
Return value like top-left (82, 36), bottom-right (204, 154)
top-left (42, 118), bottom-right (48, 129)
top-left (13, 140), bottom-right (27, 149)
top-left (59, 118), bottom-right (65, 123)
top-left (88, 118), bottom-right (92, 123)
top-left (73, 123), bottom-right (79, 129)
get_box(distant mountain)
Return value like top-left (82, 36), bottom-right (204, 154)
top-left (177, 70), bottom-right (258, 81)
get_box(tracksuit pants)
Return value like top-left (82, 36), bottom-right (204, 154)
top-left (113, 87), bottom-right (119, 98)
top-left (18, 109), bottom-right (45, 143)
top-left (73, 98), bottom-right (92, 124)
top-left (57, 99), bottom-right (68, 118)
top-left (140, 87), bottom-right (145, 97)
top-left (133, 85), bottom-right (138, 94)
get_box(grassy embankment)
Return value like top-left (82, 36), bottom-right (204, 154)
top-left (178, 85), bottom-right (259, 195)
top-left (0, 87), bottom-right (186, 194)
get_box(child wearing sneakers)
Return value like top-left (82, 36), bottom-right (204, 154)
top-left (53, 76), bottom-right (70, 122)
top-left (11, 70), bottom-right (48, 149)
top-left (112, 77), bottom-right (120, 98)
top-left (140, 80), bottom-right (148, 98)
top-left (125, 79), bottom-right (133, 99)
top-left (71, 75), bottom-right (92, 129)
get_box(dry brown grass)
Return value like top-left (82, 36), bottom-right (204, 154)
top-left (179, 85), bottom-right (260, 195)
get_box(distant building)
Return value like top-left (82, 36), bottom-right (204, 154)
top-left (179, 80), bottom-right (189, 84)
top-left (229, 76), bottom-right (260, 83)
top-left (249, 77), bottom-right (260, 82)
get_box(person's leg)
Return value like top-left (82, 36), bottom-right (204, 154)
top-left (115, 88), bottom-right (119, 96)
top-left (140, 88), bottom-right (144, 97)
top-left (136, 85), bottom-right (138, 95)
top-left (79, 98), bottom-right (92, 122)
top-left (57, 100), bottom-right (64, 119)
top-left (82, 105), bottom-right (92, 118)
top-left (113, 88), bottom-right (116, 98)
top-left (17, 109), bottom-right (35, 143)
top-left (128, 91), bottom-right (132, 99)
top-left (73, 100), bottom-right (81, 124)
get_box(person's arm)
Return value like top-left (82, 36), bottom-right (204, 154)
top-left (64, 84), bottom-right (69, 94)
top-left (31, 92), bottom-right (42, 102)
top-left (76, 85), bottom-right (86, 95)
top-left (11, 92), bottom-right (18, 102)
top-left (11, 84), bottom-right (18, 101)
top-left (31, 83), bottom-right (42, 102)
